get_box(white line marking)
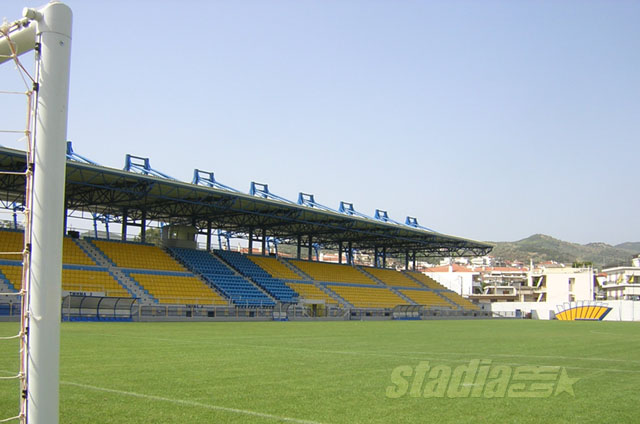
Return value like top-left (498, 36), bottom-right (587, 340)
top-left (232, 343), bottom-right (640, 374)
top-left (60, 381), bottom-right (325, 424)
top-left (397, 351), bottom-right (640, 364)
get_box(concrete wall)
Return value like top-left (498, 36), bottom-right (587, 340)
top-left (486, 300), bottom-right (640, 321)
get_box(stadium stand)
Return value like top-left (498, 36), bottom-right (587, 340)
top-left (399, 289), bottom-right (452, 308)
top-left (62, 267), bottom-right (130, 297)
top-left (170, 248), bottom-right (274, 307)
top-left (288, 260), bottom-right (377, 285)
top-left (0, 229), bottom-right (480, 311)
top-left (440, 291), bottom-right (480, 310)
top-left (128, 273), bottom-right (227, 305)
top-left (91, 239), bottom-right (185, 271)
top-left (286, 281), bottom-right (341, 306)
top-left (326, 284), bottom-right (407, 308)
top-left (364, 267), bottom-right (423, 288)
top-left (63, 237), bottom-right (96, 266)
top-left (248, 255), bottom-right (302, 280)
top-left (0, 229), bottom-right (24, 261)
top-left (0, 263), bottom-right (21, 291)
top-left (216, 251), bottom-right (298, 303)
top-left (405, 271), bottom-right (448, 290)
top-left (0, 262), bottom-right (129, 297)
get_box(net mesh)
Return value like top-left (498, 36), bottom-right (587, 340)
top-left (0, 17), bottom-right (37, 424)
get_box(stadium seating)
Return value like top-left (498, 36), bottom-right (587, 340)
top-left (365, 267), bottom-right (423, 288)
top-left (216, 251), bottom-right (298, 303)
top-left (326, 284), bottom-right (406, 308)
top-left (170, 248), bottom-right (274, 307)
top-left (128, 273), bottom-right (227, 305)
top-left (0, 229), bottom-right (24, 261)
top-left (440, 291), bottom-right (479, 310)
top-left (405, 271), bottom-right (447, 290)
top-left (286, 281), bottom-right (340, 306)
top-left (63, 238), bottom-right (96, 266)
top-left (0, 228), bottom-right (480, 311)
top-left (248, 255), bottom-right (302, 280)
top-left (0, 263), bottom-right (129, 296)
top-left (62, 268), bottom-right (130, 297)
top-left (0, 230), bottom-right (96, 265)
top-left (0, 264), bottom-right (22, 291)
top-left (399, 289), bottom-right (452, 308)
top-left (289, 260), bottom-right (377, 285)
top-left (91, 239), bottom-right (185, 271)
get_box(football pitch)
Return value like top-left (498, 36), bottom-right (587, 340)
top-left (1, 320), bottom-right (639, 423)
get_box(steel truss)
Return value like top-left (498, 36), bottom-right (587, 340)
top-left (0, 146), bottom-right (493, 261)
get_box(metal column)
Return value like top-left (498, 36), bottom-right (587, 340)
top-left (206, 221), bottom-right (211, 251)
top-left (140, 210), bottom-right (147, 243)
top-left (121, 209), bottom-right (128, 241)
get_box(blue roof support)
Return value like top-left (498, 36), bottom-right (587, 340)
top-left (249, 182), bottom-right (295, 204)
top-left (92, 213), bottom-right (111, 239)
top-left (374, 209), bottom-right (405, 226)
top-left (297, 192), bottom-right (341, 214)
top-left (339, 201), bottom-right (375, 220)
top-left (192, 169), bottom-right (240, 193)
top-left (312, 242), bottom-right (321, 261)
top-left (124, 154), bottom-right (176, 180)
top-left (405, 216), bottom-right (437, 233)
top-left (217, 229), bottom-right (232, 250)
top-left (266, 236), bottom-right (281, 256)
top-left (12, 202), bottom-right (23, 229)
top-left (66, 141), bottom-right (99, 165)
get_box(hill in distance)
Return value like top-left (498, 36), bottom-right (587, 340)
top-left (488, 234), bottom-right (639, 268)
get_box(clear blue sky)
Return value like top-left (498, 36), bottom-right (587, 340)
top-left (2, 0), bottom-right (639, 245)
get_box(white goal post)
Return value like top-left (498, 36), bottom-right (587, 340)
top-left (0, 2), bottom-right (72, 424)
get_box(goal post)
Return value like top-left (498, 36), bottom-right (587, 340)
top-left (0, 2), bottom-right (72, 424)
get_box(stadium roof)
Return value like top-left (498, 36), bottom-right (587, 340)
top-left (0, 146), bottom-right (492, 259)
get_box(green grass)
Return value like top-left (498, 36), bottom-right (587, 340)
top-left (1, 320), bottom-right (639, 423)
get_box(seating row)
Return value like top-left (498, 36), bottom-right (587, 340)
top-left (216, 250), bottom-right (298, 303)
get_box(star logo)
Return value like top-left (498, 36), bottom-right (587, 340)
top-left (554, 368), bottom-right (579, 396)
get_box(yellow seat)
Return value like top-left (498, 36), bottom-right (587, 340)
top-left (289, 260), bottom-right (376, 285)
top-left (129, 273), bottom-right (227, 305)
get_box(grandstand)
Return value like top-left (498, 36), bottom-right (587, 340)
top-left (0, 227), bottom-right (484, 313)
top-left (248, 255), bottom-right (303, 280)
top-left (440, 290), bottom-right (480, 310)
top-left (0, 262), bottom-right (128, 297)
top-left (405, 270), bottom-right (448, 290)
top-left (0, 228), bottom-right (23, 261)
top-left (127, 273), bottom-right (226, 305)
top-left (63, 237), bottom-right (96, 266)
top-left (170, 248), bottom-right (275, 307)
top-left (285, 281), bottom-right (341, 306)
top-left (0, 143), bottom-right (491, 316)
top-left (364, 267), bottom-right (423, 288)
top-left (91, 239), bottom-right (185, 272)
top-left (216, 250), bottom-right (298, 303)
top-left (289, 260), bottom-right (377, 285)
top-left (326, 285), bottom-right (406, 308)
top-left (399, 288), bottom-right (452, 308)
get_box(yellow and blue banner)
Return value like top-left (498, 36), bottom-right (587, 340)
top-left (555, 301), bottom-right (612, 321)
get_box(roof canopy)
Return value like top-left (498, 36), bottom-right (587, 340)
top-left (0, 146), bottom-right (492, 259)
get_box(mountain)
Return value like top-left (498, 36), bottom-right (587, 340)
top-left (616, 242), bottom-right (640, 253)
top-left (488, 234), bottom-right (638, 268)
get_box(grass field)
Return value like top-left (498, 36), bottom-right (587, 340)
top-left (1, 320), bottom-right (639, 423)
